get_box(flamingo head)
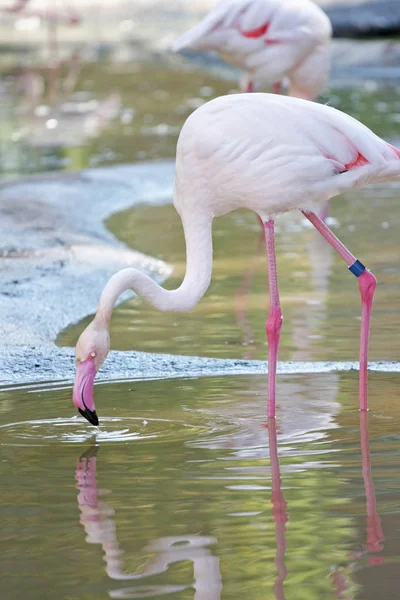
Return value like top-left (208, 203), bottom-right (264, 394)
top-left (73, 320), bottom-right (110, 426)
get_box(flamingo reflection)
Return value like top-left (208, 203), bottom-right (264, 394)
top-left (75, 410), bottom-right (383, 600)
top-left (268, 419), bottom-right (288, 600)
top-left (75, 446), bottom-right (222, 599)
top-left (267, 411), bottom-right (384, 600)
top-left (358, 412), bottom-right (384, 560)
top-left (330, 412), bottom-right (385, 597)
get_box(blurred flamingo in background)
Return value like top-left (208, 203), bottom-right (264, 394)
top-left (5, 0), bottom-right (80, 23)
top-left (172, 0), bottom-right (332, 99)
top-left (5, 0), bottom-right (30, 13)
top-left (4, 0), bottom-right (82, 104)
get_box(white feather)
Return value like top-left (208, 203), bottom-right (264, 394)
top-left (175, 93), bottom-right (400, 220)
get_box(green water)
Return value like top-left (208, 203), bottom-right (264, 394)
top-left (0, 61), bottom-right (231, 177)
top-left (1, 373), bottom-right (399, 599)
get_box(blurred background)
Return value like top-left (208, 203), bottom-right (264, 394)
top-left (1, 0), bottom-right (399, 178)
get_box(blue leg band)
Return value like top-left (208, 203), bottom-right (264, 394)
top-left (348, 260), bottom-right (366, 277)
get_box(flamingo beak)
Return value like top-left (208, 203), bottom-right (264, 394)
top-left (73, 357), bottom-right (99, 426)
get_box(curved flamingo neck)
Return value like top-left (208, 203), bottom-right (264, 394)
top-left (95, 215), bottom-right (213, 327)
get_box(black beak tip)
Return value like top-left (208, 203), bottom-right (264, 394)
top-left (78, 407), bottom-right (99, 426)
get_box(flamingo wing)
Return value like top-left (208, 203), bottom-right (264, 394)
top-left (177, 94), bottom-right (400, 219)
top-left (172, 0), bottom-right (330, 53)
top-left (171, 0), bottom-right (279, 53)
top-left (171, 0), bottom-right (244, 52)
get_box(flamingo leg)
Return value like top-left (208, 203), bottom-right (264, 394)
top-left (273, 82), bottom-right (281, 94)
top-left (264, 220), bottom-right (283, 418)
top-left (302, 211), bottom-right (376, 411)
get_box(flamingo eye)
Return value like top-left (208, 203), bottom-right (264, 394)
top-left (90, 352), bottom-right (96, 358)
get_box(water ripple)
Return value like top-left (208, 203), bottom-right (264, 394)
top-left (0, 416), bottom-right (208, 446)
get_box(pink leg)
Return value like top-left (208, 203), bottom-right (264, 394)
top-left (273, 82), bottom-right (281, 94)
top-left (246, 81), bottom-right (254, 93)
top-left (302, 211), bottom-right (376, 411)
top-left (264, 220), bottom-right (283, 418)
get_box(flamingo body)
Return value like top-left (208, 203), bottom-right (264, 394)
top-left (73, 93), bottom-right (400, 424)
top-left (172, 0), bottom-right (332, 98)
top-left (175, 93), bottom-right (400, 221)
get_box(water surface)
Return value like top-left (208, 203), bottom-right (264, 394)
top-left (0, 373), bottom-right (399, 599)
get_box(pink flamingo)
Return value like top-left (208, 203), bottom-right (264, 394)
top-left (5, 0), bottom-right (81, 104)
top-left (72, 93), bottom-right (400, 425)
top-left (172, 0), bottom-right (332, 99)
top-left (75, 448), bottom-right (223, 597)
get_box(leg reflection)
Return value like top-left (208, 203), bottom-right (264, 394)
top-left (75, 446), bottom-right (222, 599)
top-left (268, 419), bottom-right (288, 600)
top-left (359, 411), bottom-right (384, 561)
top-left (330, 412), bottom-right (385, 596)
